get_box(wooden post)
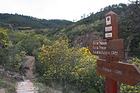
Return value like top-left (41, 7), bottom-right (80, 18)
top-left (105, 11), bottom-right (119, 93)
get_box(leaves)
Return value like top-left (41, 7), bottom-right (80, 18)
top-left (37, 37), bottom-right (103, 92)
top-left (0, 28), bottom-right (9, 47)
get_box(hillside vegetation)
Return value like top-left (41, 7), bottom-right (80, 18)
top-left (0, 13), bottom-right (73, 29)
top-left (58, 3), bottom-right (140, 57)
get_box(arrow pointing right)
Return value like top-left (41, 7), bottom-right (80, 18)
top-left (97, 60), bottom-right (140, 86)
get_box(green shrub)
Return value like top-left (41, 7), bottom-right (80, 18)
top-left (120, 84), bottom-right (140, 93)
top-left (84, 88), bottom-right (98, 93)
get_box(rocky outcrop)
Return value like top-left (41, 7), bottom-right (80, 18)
top-left (73, 32), bottom-right (101, 47)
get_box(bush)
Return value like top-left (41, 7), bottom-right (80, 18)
top-left (120, 84), bottom-right (140, 93)
top-left (0, 28), bottom-right (9, 48)
top-left (0, 29), bottom-right (25, 71)
top-left (9, 31), bottom-right (50, 56)
top-left (37, 37), bottom-right (103, 93)
top-left (0, 46), bottom-right (26, 71)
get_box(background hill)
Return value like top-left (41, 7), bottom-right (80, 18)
top-left (0, 13), bottom-right (73, 29)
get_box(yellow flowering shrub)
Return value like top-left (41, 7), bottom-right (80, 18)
top-left (0, 28), bottom-right (9, 47)
top-left (37, 38), bottom-right (103, 93)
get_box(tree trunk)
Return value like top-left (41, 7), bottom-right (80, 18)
top-left (125, 35), bottom-right (134, 60)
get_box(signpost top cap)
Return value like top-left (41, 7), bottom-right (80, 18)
top-left (106, 11), bottom-right (118, 16)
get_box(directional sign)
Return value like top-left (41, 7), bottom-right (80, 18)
top-left (89, 39), bottom-right (124, 61)
top-left (97, 59), bottom-right (140, 85)
top-left (107, 39), bottom-right (124, 61)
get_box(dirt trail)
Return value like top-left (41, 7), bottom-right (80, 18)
top-left (16, 80), bottom-right (38, 93)
top-left (21, 56), bottom-right (35, 80)
top-left (16, 56), bottom-right (38, 93)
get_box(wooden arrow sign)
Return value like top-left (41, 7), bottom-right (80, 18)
top-left (97, 59), bottom-right (140, 85)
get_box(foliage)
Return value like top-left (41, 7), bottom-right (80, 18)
top-left (120, 84), bottom-right (140, 93)
top-left (129, 57), bottom-right (140, 69)
top-left (37, 37), bottom-right (103, 93)
top-left (58, 19), bottom-right (103, 41)
top-left (9, 32), bottom-right (50, 56)
top-left (0, 76), bottom-right (16, 93)
top-left (119, 1), bottom-right (140, 57)
top-left (0, 28), bottom-right (9, 47)
top-left (0, 13), bottom-right (73, 29)
top-left (0, 31), bottom-right (50, 71)
top-left (84, 88), bottom-right (99, 93)
top-left (0, 46), bottom-right (25, 71)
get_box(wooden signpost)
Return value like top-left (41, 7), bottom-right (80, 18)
top-left (88, 11), bottom-right (140, 93)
